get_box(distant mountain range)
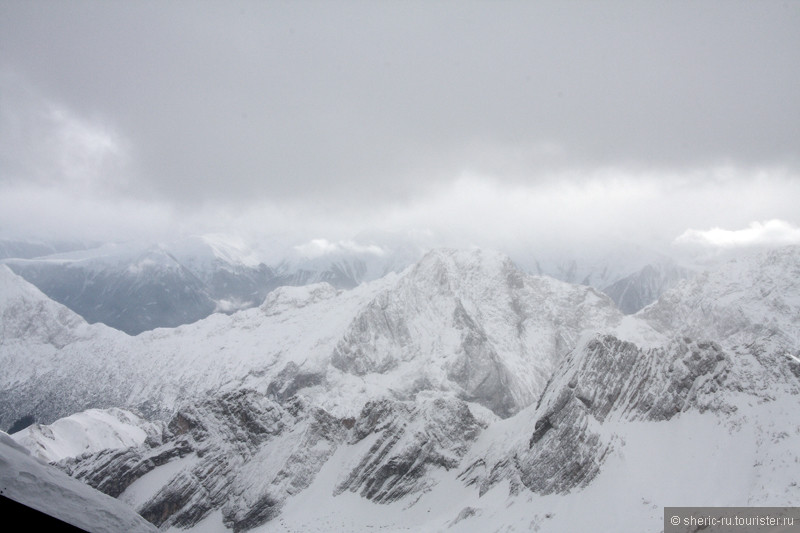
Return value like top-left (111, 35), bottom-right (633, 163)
top-left (1, 236), bottom-right (691, 335)
top-left (1, 236), bottom-right (414, 334)
top-left (1, 245), bottom-right (798, 532)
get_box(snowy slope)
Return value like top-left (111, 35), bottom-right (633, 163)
top-left (2, 248), bottom-right (646, 429)
top-left (253, 310), bottom-right (799, 533)
top-left (11, 408), bottom-right (164, 463)
top-left (0, 263), bottom-right (394, 429)
top-left (0, 264), bottom-right (96, 347)
top-left (0, 430), bottom-right (158, 533)
top-left (2, 235), bottom-right (420, 334)
top-left (0, 248), bottom-right (646, 531)
top-left (250, 392), bottom-right (799, 533)
top-left (641, 245), bottom-right (800, 353)
top-left (3, 246), bottom-right (800, 533)
top-left (4, 242), bottom-right (218, 334)
top-left (48, 390), bottom-right (488, 531)
top-left (330, 249), bottom-right (654, 417)
top-left (0, 265), bottom-right (136, 430)
top-left (52, 329), bottom-right (799, 533)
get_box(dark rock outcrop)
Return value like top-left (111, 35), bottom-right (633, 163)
top-left (336, 397), bottom-right (485, 503)
top-left (461, 335), bottom-right (731, 495)
top-left (60, 390), bottom-right (345, 532)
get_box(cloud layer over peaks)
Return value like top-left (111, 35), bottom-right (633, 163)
top-left (1, 2), bottom-right (798, 253)
top-left (676, 220), bottom-right (800, 249)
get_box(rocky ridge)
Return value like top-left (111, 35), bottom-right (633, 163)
top-left (3, 246), bottom-right (800, 532)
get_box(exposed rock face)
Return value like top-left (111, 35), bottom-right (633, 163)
top-left (332, 249), bottom-right (622, 418)
top-left (335, 397), bottom-right (485, 503)
top-left (0, 431), bottom-right (160, 533)
top-left (551, 336), bottom-right (731, 423)
top-left (461, 335), bottom-right (732, 495)
top-left (60, 389), bottom-right (345, 532)
top-left (5, 246), bottom-right (800, 532)
top-left (57, 391), bottom-right (486, 531)
top-left (602, 261), bottom-right (691, 314)
top-left (265, 361), bottom-right (326, 403)
top-left (0, 247), bottom-right (625, 430)
top-left (444, 300), bottom-right (517, 417)
top-left (331, 288), bottom-right (415, 376)
top-left (640, 246), bottom-right (800, 354)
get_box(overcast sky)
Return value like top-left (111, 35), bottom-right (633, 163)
top-left (1, 1), bottom-right (799, 257)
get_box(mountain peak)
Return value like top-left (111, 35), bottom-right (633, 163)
top-left (406, 248), bottom-right (520, 295)
top-left (0, 265), bottom-right (91, 346)
top-left (331, 247), bottom-right (623, 417)
top-left (260, 283), bottom-right (338, 315)
top-left (641, 244), bottom-right (800, 353)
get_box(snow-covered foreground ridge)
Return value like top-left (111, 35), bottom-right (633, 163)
top-left (1, 246), bottom-right (799, 532)
top-left (0, 430), bottom-right (158, 532)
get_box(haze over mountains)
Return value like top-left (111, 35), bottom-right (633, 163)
top-left (0, 235), bottom-right (690, 335)
top-left (2, 2), bottom-right (799, 530)
top-left (1, 241), bottom-right (798, 532)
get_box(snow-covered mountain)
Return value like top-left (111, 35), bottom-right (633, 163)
top-left (2, 248), bottom-right (635, 428)
top-left (449, 244), bottom-right (800, 526)
top-left (2, 234), bottom-right (693, 334)
top-left (516, 242), bottom-right (670, 288)
top-left (11, 407), bottom-right (164, 463)
top-left (329, 249), bottom-right (639, 417)
top-left (0, 430), bottom-right (158, 532)
top-left (0, 263), bottom-right (95, 348)
top-left (2, 235), bottom-right (421, 335)
top-left (642, 246), bottom-right (800, 353)
top-left (602, 260), bottom-right (692, 314)
top-left (2, 246), bottom-right (799, 532)
top-left (0, 238), bottom-right (94, 261)
top-left (2, 238), bottom-right (275, 335)
top-left (514, 242), bottom-right (694, 314)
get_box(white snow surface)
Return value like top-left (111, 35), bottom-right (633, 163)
top-left (3, 245), bottom-right (800, 533)
top-left (1, 248), bottom-right (658, 424)
top-left (0, 264), bottom-right (101, 346)
top-left (275, 237), bottom-right (418, 286)
top-left (11, 407), bottom-right (162, 463)
top-left (119, 453), bottom-right (201, 509)
top-left (4, 246), bottom-right (795, 423)
top-left (250, 393), bottom-right (800, 533)
top-left (641, 245), bottom-right (800, 351)
top-left (0, 430), bottom-right (158, 532)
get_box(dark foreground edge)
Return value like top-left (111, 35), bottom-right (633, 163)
top-left (0, 494), bottom-right (89, 532)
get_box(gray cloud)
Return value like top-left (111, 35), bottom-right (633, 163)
top-left (1, 1), bottom-right (799, 250)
